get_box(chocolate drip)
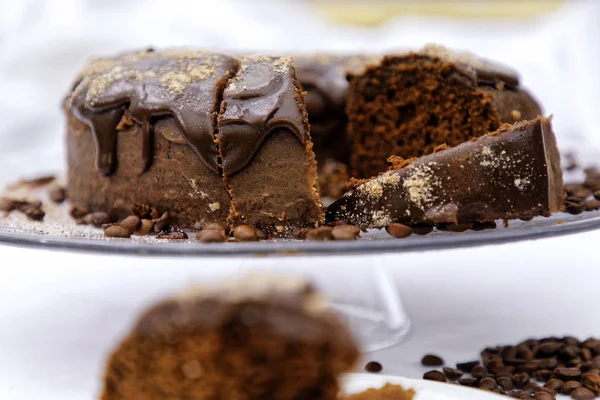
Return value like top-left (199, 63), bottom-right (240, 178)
top-left (67, 50), bottom-right (239, 176)
top-left (218, 56), bottom-right (308, 176)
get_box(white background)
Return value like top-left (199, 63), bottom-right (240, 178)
top-left (1, 0), bottom-right (600, 396)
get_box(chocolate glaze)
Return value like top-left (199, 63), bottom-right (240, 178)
top-left (67, 50), bottom-right (240, 175)
top-left (326, 117), bottom-right (563, 229)
top-left (218, 56), bottom-right (309, 176)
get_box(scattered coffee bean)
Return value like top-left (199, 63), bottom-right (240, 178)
top-left (305, 226), bottom-right (333, 241)
top-left (156, 228), bottom-right (188, 240)
top-left (120, 215), bottom-right (141, 232)
top-left (421, 354), bottom-right (444, 367)
top-left (594, 190), bottom-right (600, 201)
top-left (457, 361), bottom-right (480, 372)
top-left (458, 377), bottom-right (479, 387)
top-left (49, 186), bottom-right (66, 203)
top-left (545, 379), bottom-right (564, 391)
top-left (153, 211), bottom-right (171, 233)
top-left (196, 229), bottom-right (227, 243)
top-left (103, 224), bottom-right (132, 238)
top-left (85, 211), bottom-right (111, 227)
top-left (365, 361), bottom-right (382, 373)
top-left (412, 224), bottom-right (434, 235)
top-left (571, 387), bottom-right (596, 400)
top-left (70, 206), bottom-right (88, 218)
top-left (22, 204), bottom-right (45, 221)
top-left (233, 225), bottom-right (259, 242)
top-left (386, 222), bottom-right (412, 239)
top-left (479, 377), bottom-right (499, 390)
top-left (564, 184), bottom-right (592, 199)
top-left (331, 224), bottom-right (360, 240)
top-left (585, 199), bottom-right (600, 211)
top-left (556, 367), bottom-right (582, 381)
top-left (498, 376), bottom-right (515, 391)
top-left (472, 365), bottom-right (490, 379)
top-left (566, 197), bottom-right (586, 215)
top-left (562, 381), bottom-right (583, 395)
top-left (443, 367), bottom-right (463, 380)
top-left (0, 197), bottom-right (17, 212)
top-left (203, 222), bottom-right (229, 234)
top-left (423, 370), bottom-right (447, 382)
top-left (534, 392), bottom-right (555, 400)
top-left (135, 219), bottom-right (155, 236)
top-left (581, 374), bottom-right (600, 394)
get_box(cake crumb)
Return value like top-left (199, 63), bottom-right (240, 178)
top-left (208, 202), bottom-right (220, 212)
top-left (402, 165), bottom-right (439, 209)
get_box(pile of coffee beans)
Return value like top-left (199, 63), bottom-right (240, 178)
top-left (292, 223), bottom-right (361, 241)
top-left (563, 167), bottom-right (600, 214)
top-left (421, 337), bottom-right (600, 400)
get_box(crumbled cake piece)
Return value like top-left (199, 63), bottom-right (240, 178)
top-left (342, 383), bottom-right (416, 400)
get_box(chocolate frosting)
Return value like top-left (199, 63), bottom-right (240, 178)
top-left (326, 117), bottom-right (563, 228)
top-left (218, 56), bottom-right (309, 176)
top-left (67, 50), bottom-right (239, 175)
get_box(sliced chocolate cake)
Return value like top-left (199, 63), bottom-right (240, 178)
top-left (326, 117), bottom-right (563, 229)
top-left (100, 275), bottom-right (359, 400)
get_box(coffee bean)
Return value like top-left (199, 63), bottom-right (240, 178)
top-left (581, 373), bottom-right (600, 394)
top-left (49, 186), bottom-right (66, 203)
top-left (534, 386), bottom-right (557, 396)
top-left (585, 199), bottom-right (600, 211)
top-left (523, 383), bottom-right (540, 394)
top-left (331, 224), bottom-right (360, 240)
top-left (203, 222), bottom-right (229, 234)
top-left (458, 377), bottom-right (478, 387)
top-left (566, 198), bottom-right (586, 215)
top-left (564, 154), bottom-right (578, 171)
top-left (514, 373), bottom-right (531, 389)
top-left (86, 211), bottom-right (111, 227)
top-left (545, 379), bottom-right (564, 391)
top-left (156, 228), bottom-right (188, 240)
top-left (556, 367), bottom-right (582, 381)
top-left (539, 358), bottom-right (558, 370)
top-left (585, 174), bottom-right (600, 190)
top-left (22, 205), bottom-right (45, 221)
top-left (70, 206), bottom-right (88, 218)
top-left (423, 370), bottom-right (447, 382)
top-left (421, 354), bottom-right (444, 367)
top-left (564, 184), bottom-right (592, 199)
top-left (533, 370), bottom-right (553, 382)
top-left (569, 358), bottom-right (584, 367)
top-left (412, 224), bottom-right (434, 235)
top-left (135, 219), bottom-right (155, 236)
top-left (492, 366), bottom-right (515, 375)
top-left (292, 228), bottom-right (310, 239)
top-left (488, 356), bottom-right (505, 369)
top-left (196, 229), bottom-right (227, 243)
top-left (580, 362), bottom-right (597, 373)
top-left (0, 198), bottom-right (17, 212)
top-left (364, 361), bottom-right (382, 373)
top-left (534, 392), bottom-right (555, 400)
top-left (582, 349), bottom-right (593, 362)
top-left (517, 360), bottom-right (541, 374)
top-left (232, 225), bottom-right (258, 242)
top-left (561, 381), bottom-right (583, 395)
top-left (153, 211), bottom-right (171, 233)
top-left (508, 391), bottom-right (524, 399)
top-left (538, 342), bottom-right (562, 356)
top-left (472, 365), bottom-right (489, 379)
top-left (386, 222), bottom-right (412, 238)
top-left (594, 190), bottom-right (600, 201)
top-left (252, 228), bottom-right (267, 240)
top-left (498, 376), bottom-right (515, 391)
top-left (571, 387), bottom-right (595, 400)
top-left (457, 361), bottom-right (480, 372)
top-left (479, 377), bottom-right (499, 390)
top-left (120, 215), bottom-right (141, 232)
top-left (519, 391), bottom-right (532, 399)
top-left (443, 367), bottom-right (463, 380)
top-left (305, 226), bottom-right (333, 241)
top-left (103, 225), bottom-right (132, 238)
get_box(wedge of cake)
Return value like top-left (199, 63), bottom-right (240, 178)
top-left (326, 117), bottom-right (563, 229)
top-left (217, 56), bottom-right (323, 235)
top-left (345, 44), bottom-right (542, 178)
top-left (99, 274), bottom-right (359, 400)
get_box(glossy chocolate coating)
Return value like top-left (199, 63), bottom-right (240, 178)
top-left (218, 56), bottom-right (309, 176)
top-left (326, 117), bottom-right (563, 229)
top-left (67, 50), bottom-right (239, 175)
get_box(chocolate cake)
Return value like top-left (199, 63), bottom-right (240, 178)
top-left (65, 50), bottom-right (323, 233)
top-left (218, 56), bottom-right (322, 235)
top-left (345, 44), bottom-right (542, 178)
top-left (326, 117), bottom-right (563, 229)
top-left (100, 275), bottom-right (359, 400)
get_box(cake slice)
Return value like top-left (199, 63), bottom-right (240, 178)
top-left (346, 44), bottom-right (542, 178)
top-left (65, 49), bottom-right (239, 226)
top-left (100, 274), bottom-right (359, 400)
top-left (218, 56), bottom-right (323, 235)
top-left (326, 117), bottom-right (563, 229)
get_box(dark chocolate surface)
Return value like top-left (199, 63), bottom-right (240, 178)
top-left (326, 117), bottom-right (563, 229)
top-left (218, 56), bottom-right (309, 176)
top-left (67, 50), bottom-right (239, 175)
